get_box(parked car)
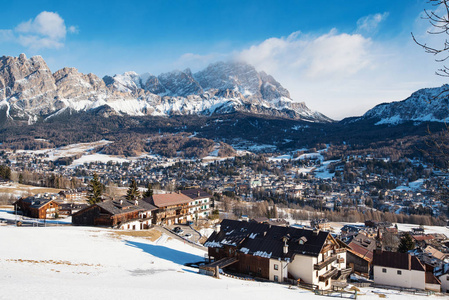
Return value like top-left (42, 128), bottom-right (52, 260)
top-left (173, 226), bottom-right (184, 234)
top-left (184, 233), bottom-right (192, 238)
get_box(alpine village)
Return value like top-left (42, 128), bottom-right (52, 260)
top-left (2, 2), bottom-right (449, 299)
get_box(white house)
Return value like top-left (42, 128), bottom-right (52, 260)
top-left (373, 250), bottom-right (440, 291)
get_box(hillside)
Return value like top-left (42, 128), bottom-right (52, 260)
top-left (0, 222), bottom-right (437, 300)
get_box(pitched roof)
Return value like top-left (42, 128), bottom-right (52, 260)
top-left (180, 189), bottom-right (211, 200)
top-left (350, 233), bottom-right (377, 252)
top-left (150, 193), bottom-right (192, 207)
top-left (20, 197), bottom-right (58, 209)
top-left (205, 219), bottom-right (330, 259)
top-left (423, 245), bottom-right (447, 261)
top-left (348, 242), bottom-right (373, 262)
top-left (412, 234), bottom-right (435, 241)
top-left (373, 250), bottom-right (425, 272)
top-left (96, 199), bottom-right (157, 216)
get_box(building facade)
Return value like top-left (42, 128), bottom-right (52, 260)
top-left (204, 219), bottom-right (350, 290)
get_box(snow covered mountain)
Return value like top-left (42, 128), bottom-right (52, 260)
top-left (0, 54), bottom-right (331, 123)
top-left (362, 85), bottom-right (449, 125)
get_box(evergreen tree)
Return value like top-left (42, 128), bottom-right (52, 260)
top-left (398, 233), bottom-right (415, 253)
top-left (126, 179), bottom-right (140, 201)
top-left (0, 165), bottom-right (11, 180)
top-left (142, 183), bottom-right (153, 198)
top-left (87, 173), bottom-right (103, 205)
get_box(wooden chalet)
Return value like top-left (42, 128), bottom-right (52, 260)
top-left (180, 188), bottom-right (212, 219)
top-left (203, 219), bottom-right (351, 290)
top-left (58, 188), bottom-right (88, 202)
top-left (14, 197), bottom-right (59, 219)
top-left (145, 193), bottom-right (192, 225)
top-left (346, 233), bottom-right (376, 276)
top-left (72, 199), bottom-right (157, 230)
top-left (58, 203), bottom-right (89, 216)
top-left (145, 190), bottom-right (212, 225)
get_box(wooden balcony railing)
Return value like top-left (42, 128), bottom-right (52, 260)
top-left (319, 268), bottom-right (338, 281)
top-left (314, 255), bottom-right (337, 270)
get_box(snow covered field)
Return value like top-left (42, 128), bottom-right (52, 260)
top-left (0, 224), bottom-right (438, 300)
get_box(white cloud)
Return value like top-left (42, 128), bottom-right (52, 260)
top-left (230, 27), bottom-right (445, 119)
top-left (356, 12), bottom-right (389, 34)
top-left (68, 26), bottom-right (79, 34)
top-left (0, 11), bottom-right (76, 50)
top-left (239, 30), bottom-right (373, 80)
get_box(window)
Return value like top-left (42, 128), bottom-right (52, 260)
top-left (274, 264), bottom-right (279, 270)
top-left (274, 275), bottom-right (279, 282)
top-left (382, 268), bottom-right (387, 273)
top-left (397, 270), bottom-right (402, 275)
top-left (325, 280), bottom-right (329, 286)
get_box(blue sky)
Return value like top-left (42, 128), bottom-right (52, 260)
top-left (0, 0), bottom-right (446, 119)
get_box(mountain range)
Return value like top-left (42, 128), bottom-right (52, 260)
top-left (0, 54), bottom-right (331, 124)
top-left (0, 53), bottom-right (447, 161)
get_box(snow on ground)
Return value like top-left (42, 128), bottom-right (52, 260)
top-left (313, 160), bottom-right (338, 180)
top-left (394, 179), bottom-right (425, 192)
top-left (70, 153), bottom-right (130, 166)
top-left (0, 224), bottom-right (434, 300)
top-left (0, 182), bottom-right (61, 198)
top-left (268, 154), bottom-right (292, 162)
top-left (199, 227), bottom-right (215, 239)
top-left (409, 179), bottom-right (425, 190)
top-left (16, 140), bottom-right (112, 160)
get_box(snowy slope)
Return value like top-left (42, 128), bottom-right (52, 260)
top-left (0, 223), bottom-right (436, 300)
top-left (362, 85), bottom-right (449, 125)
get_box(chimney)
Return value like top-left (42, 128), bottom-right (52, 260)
top-left (119, 199), bottom-right (123, 205)
top-left (134, 200), bottom-right (138, 206)
top-left (282, 236), bottom-right (289, 254)
top-left (197, 191), bottom-right (200, 197)
top-left (215, 224), bottom-right (221, 233)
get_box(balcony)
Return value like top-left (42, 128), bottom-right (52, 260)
top-left (314, 255), bottom-right (337, 270)
top-left (333, 248), bottom-right (346, 254)
top-left (319, 268), bottom-right (338, 281)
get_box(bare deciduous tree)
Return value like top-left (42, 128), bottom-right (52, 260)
top-left (413, 0), bottom-right (449, 76)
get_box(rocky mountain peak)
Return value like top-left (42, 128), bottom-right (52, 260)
top-left (0, 54), bottom-right (332, 123)
top-left (0, 54), bottom-right (56, 104)
top-left (362, 85), bottom-right (449, 124)
top-left (194, 61), bottom-right (262, 96)
top-left (158, 69), bottom-right (203, 97)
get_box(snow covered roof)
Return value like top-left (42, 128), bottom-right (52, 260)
top-left (205, 219), bottom-right (330, 259)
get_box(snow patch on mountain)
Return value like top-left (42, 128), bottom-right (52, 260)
top-left (364, 85), bottom-right (449, 125)
top-left (0, 54), bottom-right (331, 122)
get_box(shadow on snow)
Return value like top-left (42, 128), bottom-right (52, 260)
top-left (125, 240), bottom-right (204, 265)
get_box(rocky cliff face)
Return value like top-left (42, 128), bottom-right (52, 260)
top-left (362, 85), bottom-right (449, 124)
top-left (0, 54), bottom-right (332, 123)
